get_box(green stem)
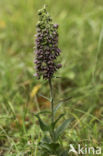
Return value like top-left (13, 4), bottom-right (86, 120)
top-left (49, 78), bottom-right (55, 140)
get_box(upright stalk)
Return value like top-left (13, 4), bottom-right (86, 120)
top-left (49, 78), bottom-right (54, 124)
top-left (49, 78), bottom-right (55, 141)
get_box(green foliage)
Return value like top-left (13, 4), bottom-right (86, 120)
top-left (39, 142), bottom-right (68, 156)
top-left (52, 113), bottom-right (65, 129)
top-left (54, 118), bottom-right (73, 141)
top-left (35, 114), bottom-right (49, 132)
top-left (34, 107), bottom-right (72, 155)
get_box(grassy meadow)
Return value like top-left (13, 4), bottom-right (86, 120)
top-left (0, 0), bottom-right (103, 155)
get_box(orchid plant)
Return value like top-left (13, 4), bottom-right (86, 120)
top-left (34, 5), bottom-right (72, 156)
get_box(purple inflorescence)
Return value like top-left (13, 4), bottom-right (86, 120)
top-left (34, 6), bottom-right (62, 79)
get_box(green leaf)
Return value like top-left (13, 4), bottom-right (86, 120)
top-left (42, 135), bottom-right (51, 144)
top-left (35, 114), bottom-right (49, 132)
top-left (54, 103), bottom-right (63, 114)
top-left (37, 110), bottom-right (51, 115)
top-left (8, 101), bottom-right (15, 117)
top-left (40, 142), bottom-right (60, 153)
top-left (60, 150), bottom-right (69, 156)
top-left (52, 113), bottom-right (65, 129)
top-left (38, 93), bottom-right (50, 101)
top-left (54, 97), bottom-right (72, 115)
top-left (55, 118), bottom-right (73, 140)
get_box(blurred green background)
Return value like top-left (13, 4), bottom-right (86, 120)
top-left (0, 0), bottom-right (103, 155)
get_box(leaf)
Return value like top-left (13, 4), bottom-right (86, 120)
top-left (30, 84), bottom-right (41, 98)
top-left (55, 118), bottom-right (73, 140)
top-left (47, 143), bottom-right (60, 151)
top-left (60, 150), bottom-right (69, 156)
top-left (52, 113), bottom-right (65, 129)
top-left (40, 143), bottom-right (51, 152)
top-left (42, 135), bottom-right (51, 144)
top-left (92, 27), bottom-right (103, 84)
top-left (8, 102), bottom-right (15, 117)
top-left (38, 93), bottom-right (50, 101)
top-left (35, 114), bottom-right (49, 132)
top-left (58, 97), bottom-right (72, 103)
top-left (37, 110), bottom-right (51, 115)
top-left (54, 103), bottom-right (63, 114)
top-left (54, 97), bottom-right (72, 114)
top-left (40, 142), bottom-right (60, 153)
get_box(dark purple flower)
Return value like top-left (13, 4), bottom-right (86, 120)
top-left (53, 24), bottom-right (59, 29)
top-left (56, 64), bottom-right (62, 69)
top-left (34, 6), bottom-right (62, 80)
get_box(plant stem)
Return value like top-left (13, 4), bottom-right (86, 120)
top-left (49, 78), bottom-right (54, 124)
top-left (49, 78), bottom-right (55, 141)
